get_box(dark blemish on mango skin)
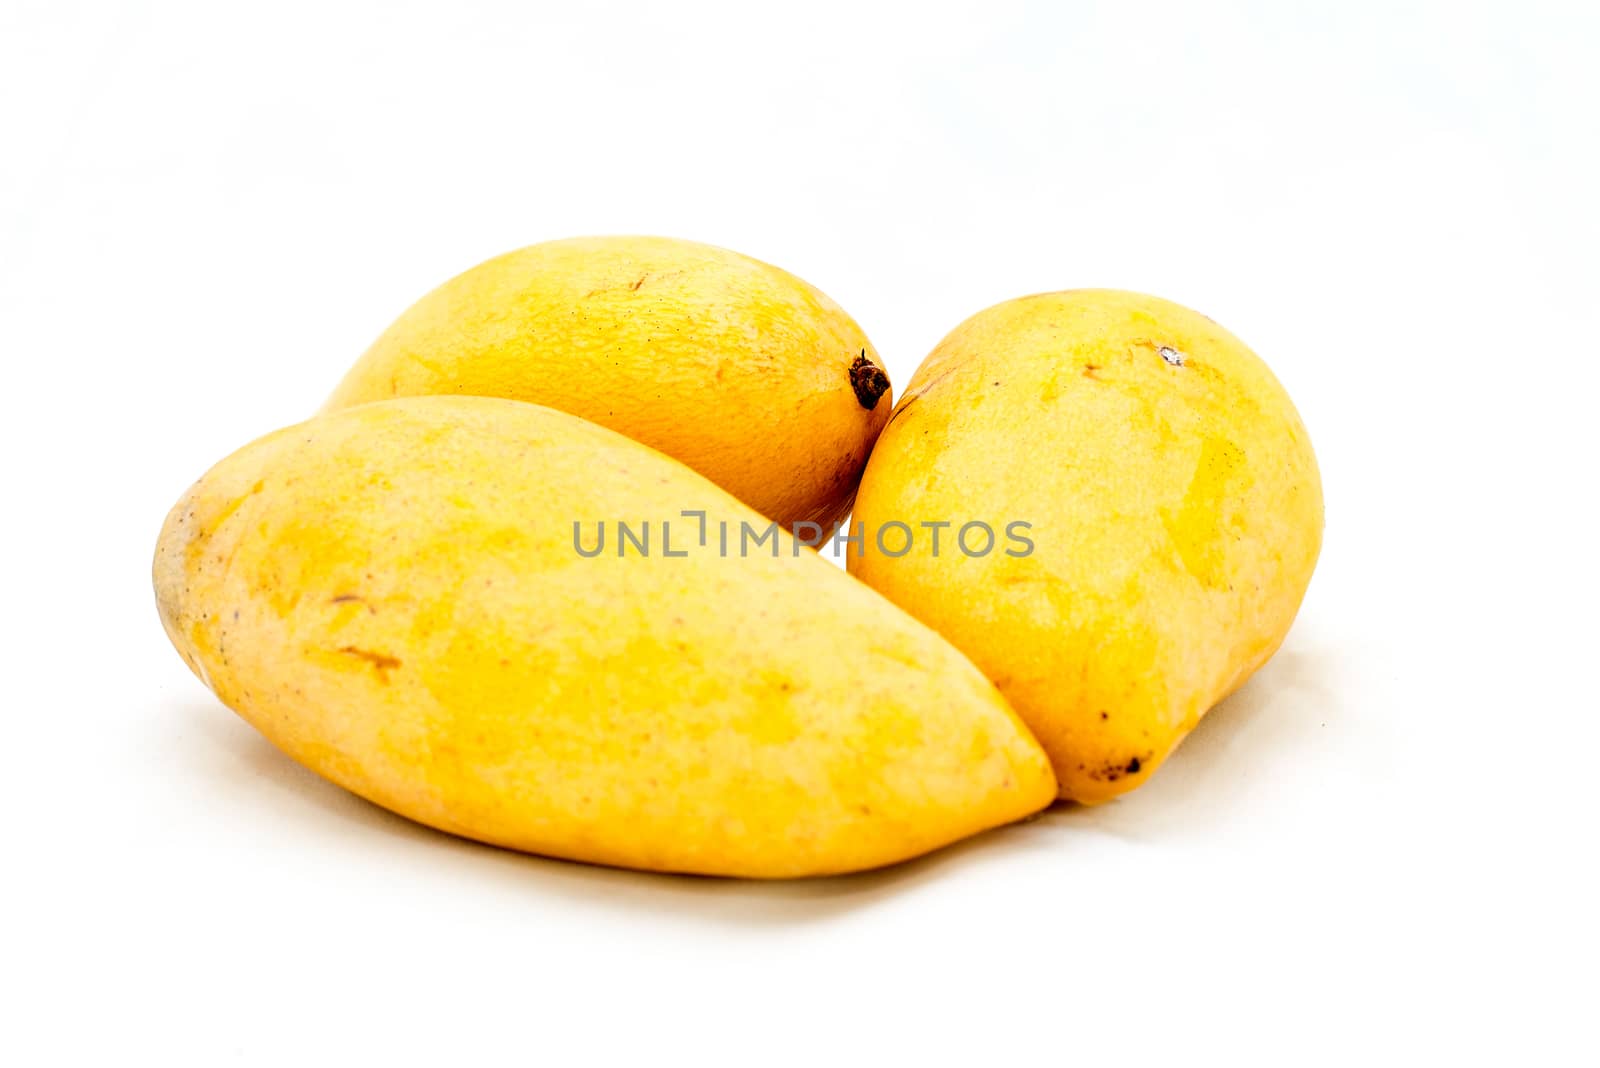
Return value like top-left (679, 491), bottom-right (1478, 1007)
top-left (338, 646), bottom-right (402, 681)
top-left (1090, 753), bottom-right (1151, 782)
top-left (849, 351), bottom-right (890, 410)
top-left (883, 394), bottom-right (917, 430)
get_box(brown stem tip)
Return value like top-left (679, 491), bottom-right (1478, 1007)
top-left (849, 351), bottom-right (890, 410)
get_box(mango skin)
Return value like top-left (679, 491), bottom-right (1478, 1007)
top-left (153, 396), bottom-right (1053, 877)
top-left (323, 236), bottom-right (892, 530)
top-left (848, 291), bottom-right (1323, 803)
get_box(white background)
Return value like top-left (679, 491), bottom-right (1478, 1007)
top-left (4, 1), bottom-right (1597, 1063)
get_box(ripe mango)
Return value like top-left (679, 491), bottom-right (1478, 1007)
top-left (849, 291), bottom-right (1323, 803)
top-left (153, 396), bottom-right (1053, 876)
top-left (324, 236), bottom-right (892, 530)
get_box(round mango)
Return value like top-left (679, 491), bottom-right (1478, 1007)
top-left (323, 236), bottom-right (892, 530)
top-left (848, 290), bottom-right (1323, 803)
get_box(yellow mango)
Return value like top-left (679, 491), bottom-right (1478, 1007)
top-left (848, 291), bottom-right (1323, 803)
top-left (324, 236), bottom-right (892, 530)
top-left (153, 396), bottom-right (1053, 876)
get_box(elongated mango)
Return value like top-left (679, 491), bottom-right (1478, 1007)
top-left (849, 291), bottom-right (1323, 803)
top-left (153, 396), bottom-right (1053, 876)
top-left (323, 236), bottom-right (892, 530)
